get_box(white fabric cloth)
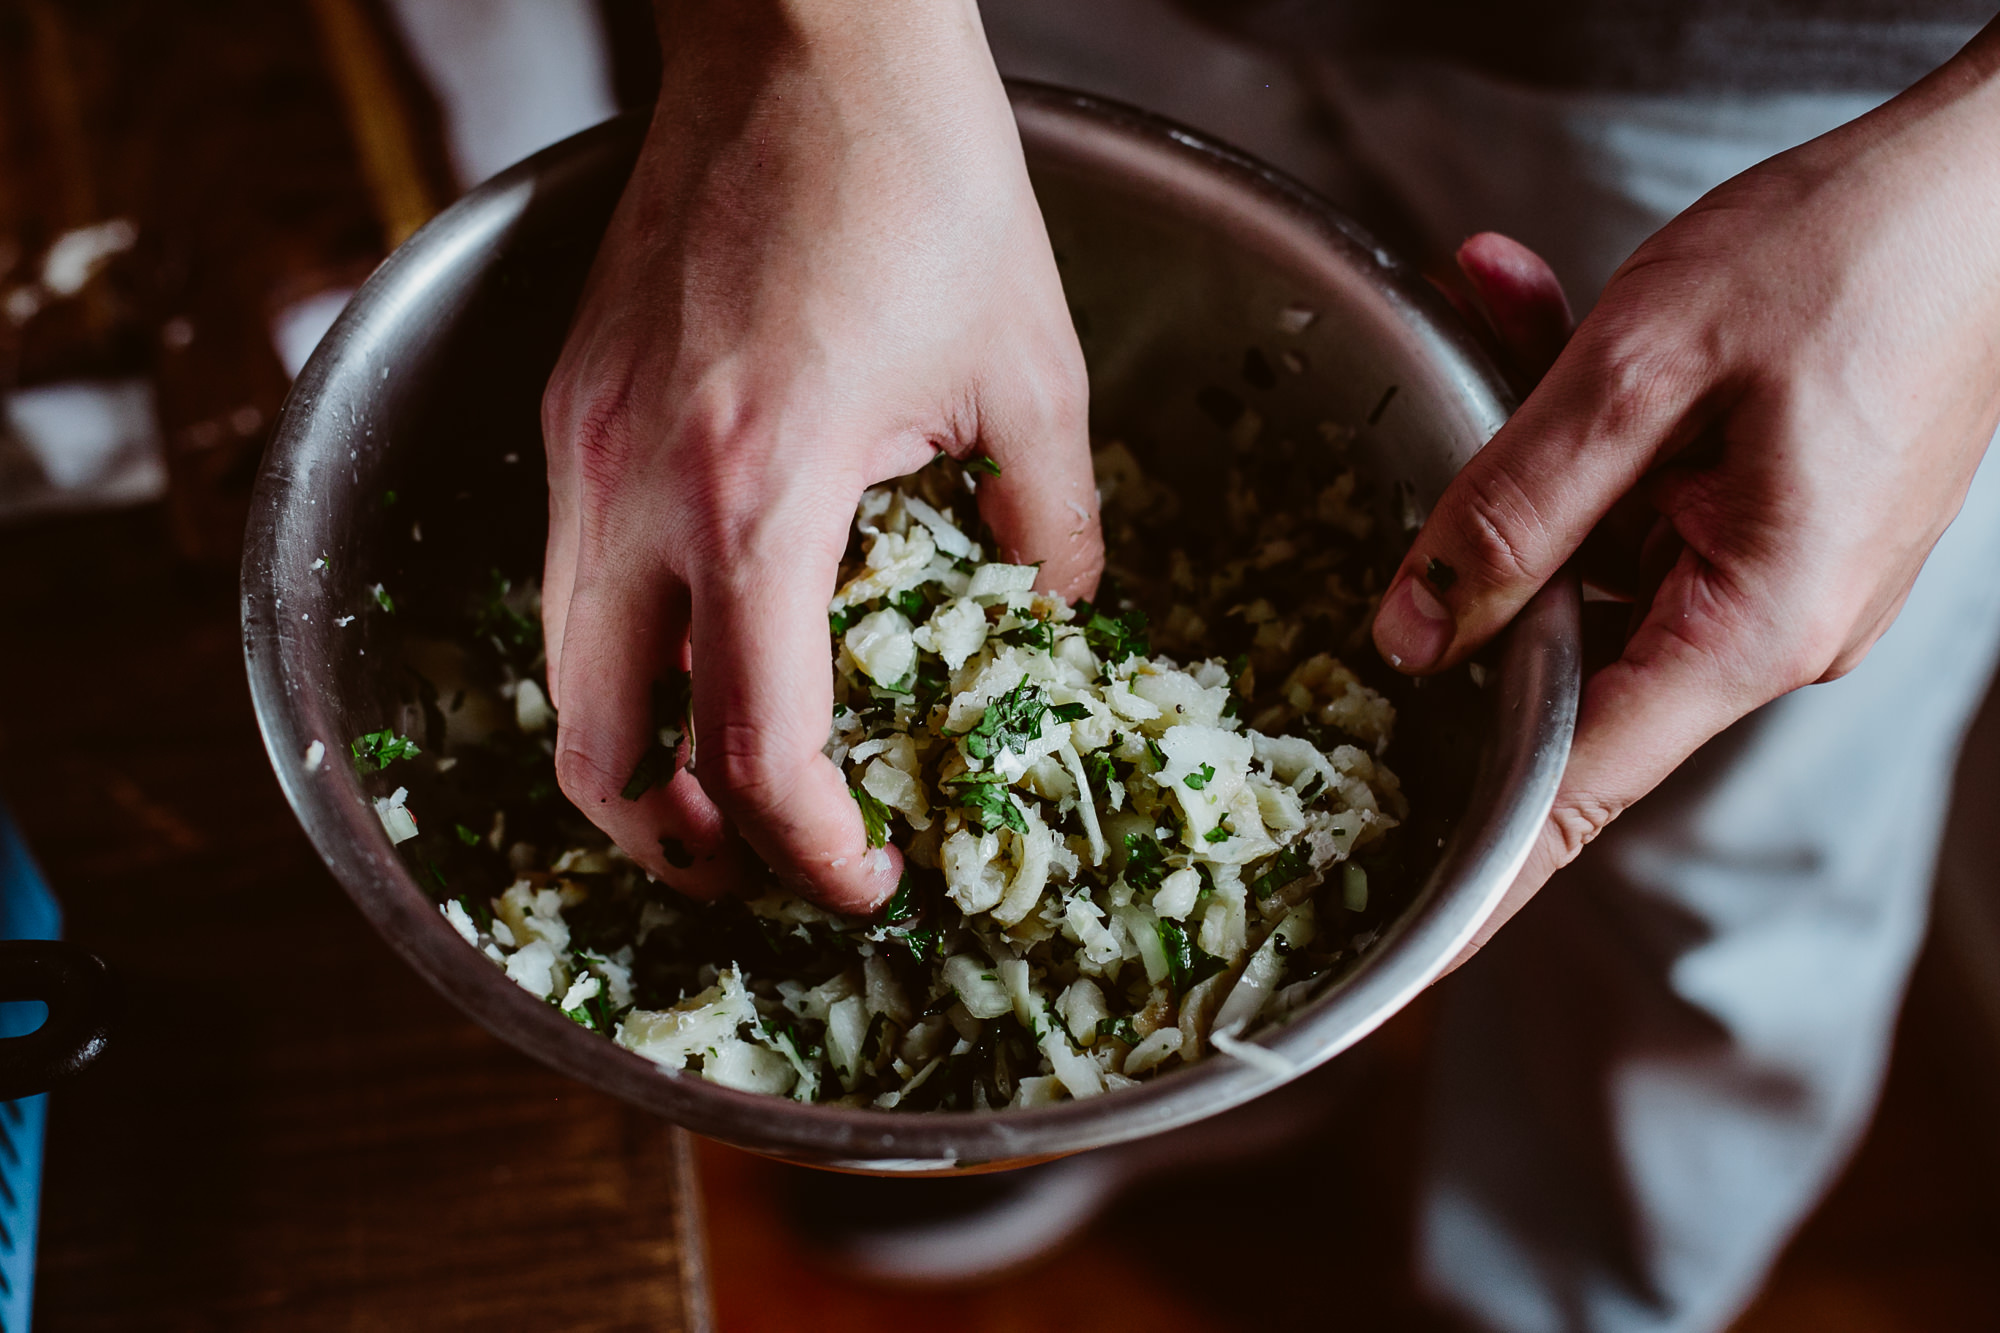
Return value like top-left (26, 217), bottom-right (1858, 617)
top-left (382, 0), bottom-right (617, 191)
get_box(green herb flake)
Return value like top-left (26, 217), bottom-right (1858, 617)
top-left (1000, 619), bottom-right (1053, 651)
top-left (1157, 917), bottom-right (1228, 996)
top-left (1122, 832), bottom-right (1167, 892)
top-left (351, 729), bottom-right (421, 771)
top-left (1250, 844), bottom-right (1314, 899)
top-left (852, 785), bottom-right (892, 848)
top-left (370, 583), bottom-right (396, 614)
top-left (1095, 1017), bottom-right (1139, 1046)
top-left (453, 823), bottom-right (481, 847)
top-left (1050, 701), bottom-right (1090, 724)
top-left (454, 894), bottom-right (493, 933)
top-left (1074, 600), bottom-right (1151, 663)
top-left (620, 746), bottom-right (673, 801)
top-left (966, 454), bottom-right (1002, 477)
top-left (943, 772), bottom-right (1028, 835)
top-left (472, 569), bottom-right (540, 653)
top-left (1144, 737), bottom-right (1168, 772)
top-left (882, 873), bottom-right (919, 924)
top-left (620, 672), bottom-right (692, 800)
top-left (960, 677), bottom-right (1052, 763)
top-left (1204, 818), bottom-right (1234, 845)
top-left (1183, 763), bottom-right (1216, 791)
top-left (829, 605), bottom-right (862, 636)
top-left (878, 871), bottom-right (940, 964)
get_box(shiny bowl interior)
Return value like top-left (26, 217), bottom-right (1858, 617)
top-left (243, 85), bottom-right (1578, 1172)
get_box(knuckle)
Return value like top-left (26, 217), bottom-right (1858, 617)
top-left (699, 721), bottom-right (803, 821)
top-left (1585, 332), bottom-right (1689, 441)
top-left (1451, 464), bottom-right (1549, 586)
top-left (554, 739), bottom-right (623, 809)
top-left (1546, 793), bottom-right (1624, 867)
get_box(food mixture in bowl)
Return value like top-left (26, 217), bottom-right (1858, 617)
top-left (361, 439), bottom-right (1418, 1110)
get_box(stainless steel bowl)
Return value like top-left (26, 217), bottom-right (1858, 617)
top-left (243, 85), bottom-right (1578, 1173)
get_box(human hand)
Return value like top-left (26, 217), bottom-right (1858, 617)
top-left (539, 1), bottom-right (1100, 911)
top-left (1376, 28), bottom-right (2000, 962)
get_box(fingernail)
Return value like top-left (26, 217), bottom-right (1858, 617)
top-left (1376, 573), bottom-right (1455, 672)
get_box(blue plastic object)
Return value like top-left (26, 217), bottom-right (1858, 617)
top-left (0, 805), bottom-right (59, 1333)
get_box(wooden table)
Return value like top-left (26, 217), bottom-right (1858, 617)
top-left (0, 506), bottom-right (711, 1330)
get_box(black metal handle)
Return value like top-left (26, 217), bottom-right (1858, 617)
top-left (0, 939), bottom-right (116, 1100)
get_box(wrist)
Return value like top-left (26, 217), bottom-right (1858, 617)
top-left (653, 0), bottom-right (987, 93)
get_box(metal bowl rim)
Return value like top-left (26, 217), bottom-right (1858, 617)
top-left (242, 86), bottom-right (1578, 1169)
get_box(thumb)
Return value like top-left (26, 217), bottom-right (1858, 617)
top-left (1373, 234), bottom-right (1683, 674)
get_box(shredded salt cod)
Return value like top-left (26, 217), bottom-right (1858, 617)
top-left (414, 450), bottom-right (1409, 1110)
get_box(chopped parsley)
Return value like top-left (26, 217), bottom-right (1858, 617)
top-left (472, 569), bottom-right (540, 653)
top-left (829, 605), bottom-right (862, 636)
top-left (1157, 917), bottom-right (1228, 996)
top-left (852, 785), bottom-right (892, 848)
top-left (1074, 601), bottom-right (1151, 663)
top-left (351, 729), bottom-right (421, 770)
top-left (1204, 817), bottom-right (1234, 844)
top-left (1122, 831), bottom-right (1167, 892)
top-left (942, 771), bottom-right (1029, 836)
top-left (369, 583), bottom-right (396, 614)
top-left (1183, 763), bottom-right (1216, 791)
top-left (620, 672), bottom-right (691, 800)
top-left (1144, 737), bottom-right (1168, 772)
top-left (882, 875), bottom-right (920, 924)
top-left (619, 746), bottom-right (673, 801)
top-left (1050, 701), bottom-right (1090, 724)
top-left (1095, 1017), bottom-right (1139, 1046)
top-left (1250, 844), bottom-right (1314, 899)
top-left (453, 894), bottom-right (493, 933)
top-left (879, 873), bottom-right (940, 963)
top-left (965, 454), bottom-right (1002, 477)
top-left (1000, 619), bottom-right (1053, 651)
top-left (1084, 750), bottom-right (1121, 793)
top-left (960, 677), bottom-right (1053, 762)
top-left (453, 823), bottom-right (481, 847)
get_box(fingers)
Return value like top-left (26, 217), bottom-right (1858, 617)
top-left (1374, 235), bottom-right (1704, 675)
top-left (550, 568), bottom-right (736, 896)
top-left (969, 351), bottom-right (1103, 602)
top-left (689, 509), bottom-right (903, 915)
top-left (1446, 545), bottom-right (1779, 970)
top-left (1456, 231), bottom-right (1574, 382)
